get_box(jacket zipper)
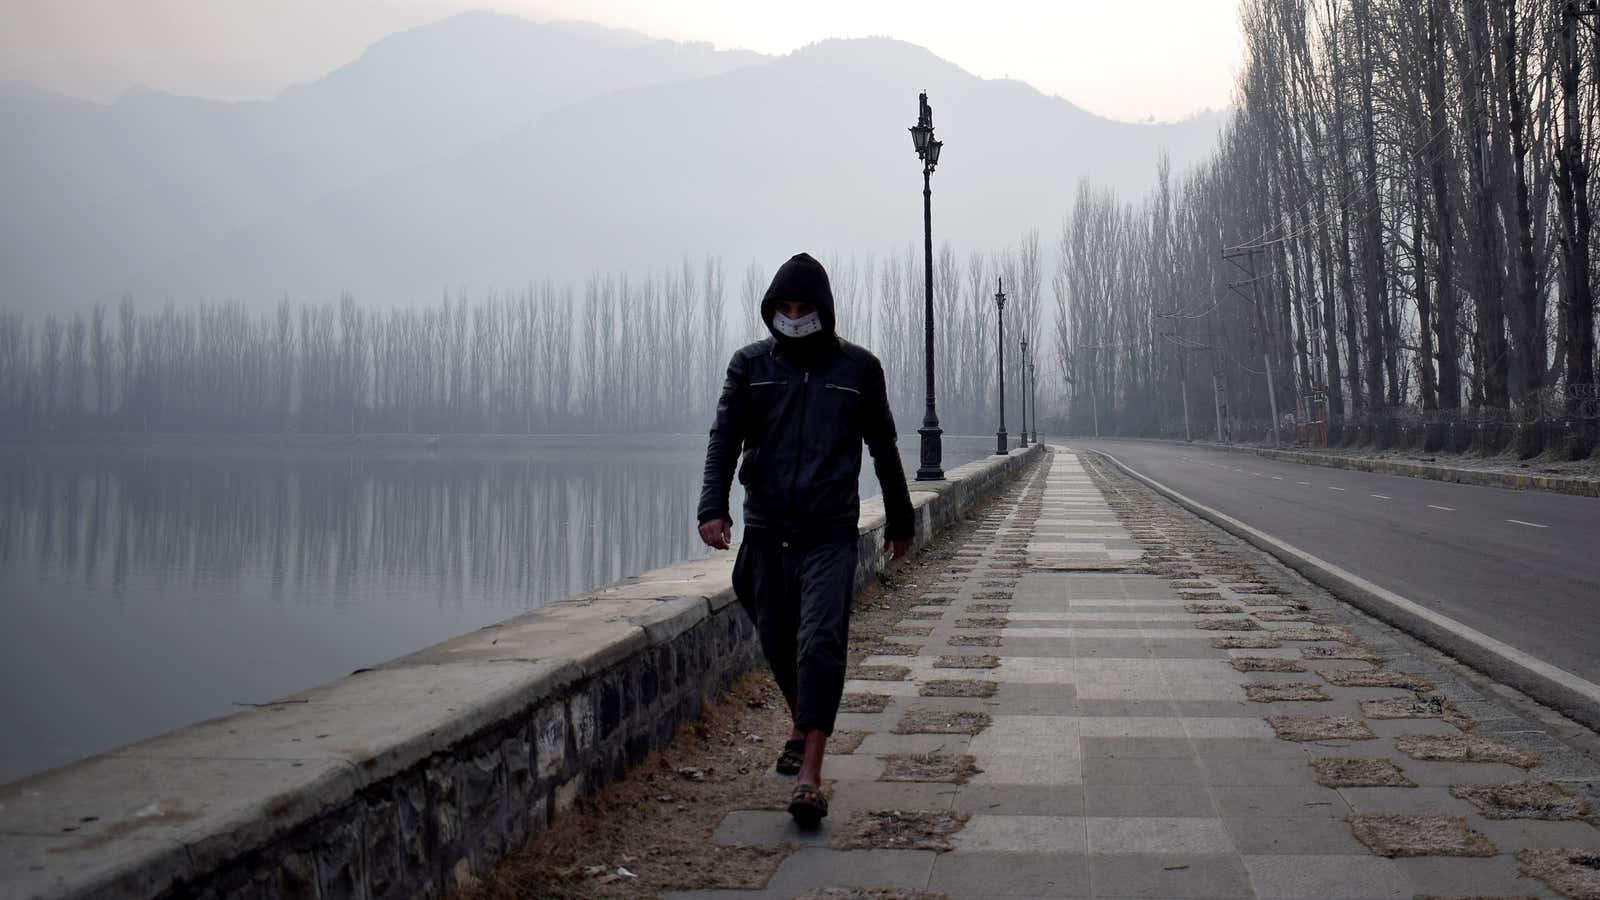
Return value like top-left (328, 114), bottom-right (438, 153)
top-left (790, 372), bottom-right (809, 507)
top-left (824, 382), bottom-right (859, 395)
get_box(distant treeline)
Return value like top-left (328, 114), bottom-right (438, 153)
top-left (1052, 0), bottom-right (1599, 457)
top-left (0, 249), bottom-right (1050, 437)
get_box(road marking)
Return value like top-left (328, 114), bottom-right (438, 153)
top-left (1092, 449), bottom-right (1600, 723)
top-left (1370, 494), bottom-right (1392, 500)
top-left (1427, 505), bottom-right (1455, 511)
top-left (1296, 481), bottom-right (1311, 485)
top-left (1329, 486), bottom-right (1347, 492)
top-left (1250, 471), bottom-right (1263, 476)
top-left (1507, 519), bottom-right (1549, 529)
top-left (1271, 475), bottom-right (1285, 481)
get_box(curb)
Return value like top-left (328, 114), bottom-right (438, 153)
top-left (1088, 448), bottom-right (1600, 735)
top-left (1131, 438), bottom-right (1600, 499)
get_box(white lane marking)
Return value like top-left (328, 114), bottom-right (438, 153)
top-left (1328, 487), bottom-right (1347, 492)
top-left (1296, 481), bottom-right (1311, 485)
top-left (1427, 505), bottom-right (1455, 511)
top-left (1093, 450), bottom-right (1600, 712)
top-left (1271, 476), bottom-right (1285, 481)
top-left (1370, 494), bottom-right (1392, 500)
top-left (1508, 519), bottom-right (1549, 529)
top-left (1250, 471), bottom-right (1264, 476)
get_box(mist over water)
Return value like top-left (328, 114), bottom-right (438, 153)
top-left (0, 433), bottom-right (1000, 782)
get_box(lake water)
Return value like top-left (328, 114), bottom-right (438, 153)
top-left (0, 433), bottom-right (1002, 783)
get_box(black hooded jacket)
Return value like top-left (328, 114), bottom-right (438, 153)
top-left (698, 253), bottom-right (915, 543)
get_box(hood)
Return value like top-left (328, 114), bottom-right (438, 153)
top-left (761, 252), bottom-right (836, 342)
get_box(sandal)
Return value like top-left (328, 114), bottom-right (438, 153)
top-left (775, 739), bottom-right (805, 776)
top-left (787, 783), bottom-right (829, 826)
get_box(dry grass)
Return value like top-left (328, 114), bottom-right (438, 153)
top-left (1349, 814), bottom-right (1497, 858)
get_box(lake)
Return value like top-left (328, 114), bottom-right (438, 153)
top-left (0, 433), bottom-right (1003, 783)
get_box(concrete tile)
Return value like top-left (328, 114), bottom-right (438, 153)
top-left (953, 784), bottom-right (1086, 816)
top-left (1074, 699), bottom-right (1180, 718)
top-left (712, 810), bottom-right (833, 848)
top-left (1221, 816), bottom-right (1369, 855)
top-left (826, 780), bottom-right (959, 816)
top-left (1212, 785), bottom-right (1349, 819)
top-left (1336, 786), bottom-right (1478, 816)
top-left (1240, 853), bottom-right (1411, 898)
top-left (1182, 717), bottom-right (1276, 739)
top-left (1393, 855), bottom-right (1558, 898)
top-left (1082, 756), bottom-right (1207, 786)
top-left (955, 815), bottom-right (1089, 853)
top-left (1197, 756), bottom-right (1312, 787)
top-left (1395, 757), bottom-right (1532, 786)
top-left (1085, 785), bottom-right (1218, 817)
top-left (1474, 817), bottom-right (1600, 850)
top-left (855, 733), bottom-right (973, 757)
top-left (765, 848), bottom-right (939, 894)
top-left (1086, 853), bottom-right (1254, 898)
top-left (1190, 738), bottom-right (1308, 759)
top-left (970, 754), bottom-right (1085, 786)
top-left (1086, 817), bottom-right (1235, 855)
top-left (1081, 737), bottom-right (1195, 759)
top-left (929, 850), bottom-right (1090, 896)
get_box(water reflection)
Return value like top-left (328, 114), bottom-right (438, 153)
top-left (0, 434), bottom-right (997, 782)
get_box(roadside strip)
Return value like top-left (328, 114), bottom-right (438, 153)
top-left (1088, 447), bottom-right (1600, 734)
top-left (1141, 438), bottom-right (1600, 499)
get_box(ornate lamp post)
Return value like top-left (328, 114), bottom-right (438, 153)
top-left (909, 91), bottom-right (945, 480)
top-left (994, 278), bottom-right (1008, 455)
top-left (1030, 358), bottom-right (1039, 443)
top-left (1019, 336), bottom-right (1030, 449)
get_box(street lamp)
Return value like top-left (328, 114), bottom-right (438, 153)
top-left (909, 91), bottom-right (945, 480)
top-left (1019, 336), bottom-right (1030, 449)
top-left (994, 278), bottom-right (1008, 455)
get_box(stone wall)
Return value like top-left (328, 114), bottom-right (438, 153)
top-left (0, 445), bottom-right (1043, 900)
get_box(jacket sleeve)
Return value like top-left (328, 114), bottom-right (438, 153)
top-left (697, 349), bottom-right (748, 524)
top-left (862, 357), bottom-right (915, 541)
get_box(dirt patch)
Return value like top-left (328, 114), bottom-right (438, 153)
top-left (1515, 848), bottom-right (1600, 899)
top-left (970, 602), bottom-right (1011, 613)
top-left (1267, 714), bottom-right (1376, 741)
top-left (879, 753), bottom-right (982, 784)
top-left (935, 654), bottom-right (1000, 669)
top-left (1348, 814), bottom-right (1497, 858)
top-left (1395, 734), bottom-right (1539, 768)
top-left (862, 643), bottom-right (920, 657)
top-left (1301, 645), bottom-right (1384, 663)
top-left (831, 809), bottom-right (972, 852)
top-left (1185, 603), bottom-right (1246, 614)
top-left (455, 673), bottom-right (795, 899)
top-left (971, 592), bottom-right (1012, 601)
top-left (1172, 580), bottom-right (1215, 589)
top-left (1272, 627), bottom-right (1358, 643)
top-left (839, 693), bottom-right (892, 714)
top-left (891, 624), bottom-right (935, 637)
top-left (1194, 618), bottom-right (1264, 631)
top-left (1450, 781), bottom-right (1590, 820)
top-left (1254, 611), bottom-right (1323, 622)
top-left (795, 889), bottom-right (952, 900)
top-left (829, 731), bottom-right (870, 754)
top-left (1245, 682), bottom-right (1329, 702)
top-left (948, 634), bottom-right (1001, 647)
top-left (917, 595), bottom-right (957, 606)
top-left (847, 665), bottom-right (910, 682)
top-left (1317, 669), bottom-right (1435, 691)
top-left (956, 616), bottom-right (1008, 629)
top-left (1360, 695), bottom-right (1471, 728)
top-left (893, 709), bottom-right (993, 735)
top-left (1311, 757), bottom-right (1415, 787)
top-left (1231, 656), bottom-right (1305, 673)
top-left (978, 580), bottom-right (1017, 589)
top-left (920, 679), bottom-right (998, 698)
top-left (1211, 635), bottom-right (1283, 649)
top-left (1180, 590), bottom-right (1227, 602)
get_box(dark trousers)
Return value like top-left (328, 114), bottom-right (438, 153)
top-left (732, 535), bottom-right (858, 736)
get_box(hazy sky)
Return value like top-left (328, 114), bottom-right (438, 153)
top-left (1, 0), bottom-right (1244, 122)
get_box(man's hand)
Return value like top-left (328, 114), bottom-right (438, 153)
top-left (884, 537), bottom-right (912, 560)
top-left (699, 518), bottom-right (733, 550)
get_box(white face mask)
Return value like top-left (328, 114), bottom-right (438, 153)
top-left (772, 310), bottom-right (822, 339)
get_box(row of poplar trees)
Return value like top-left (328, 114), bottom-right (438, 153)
top-left (0, 249), bottom-right (1051, 437)
top-left (1055, 0), bottom-right (1599, 458)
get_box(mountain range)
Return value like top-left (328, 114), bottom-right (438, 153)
top-left (0, 11), bottom-right (1226, 311)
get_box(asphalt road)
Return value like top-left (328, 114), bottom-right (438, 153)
top-left (1076, 440), bottom-right (1600, 686)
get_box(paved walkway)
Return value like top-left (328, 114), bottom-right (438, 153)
top-left (669, 448), bottom-right (1600, 899)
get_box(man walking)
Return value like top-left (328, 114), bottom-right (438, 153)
top-left (698, 252), bottom-right (914, 825)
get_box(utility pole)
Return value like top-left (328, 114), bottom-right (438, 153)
top-left (1223, 245), bottom-right (1281, 447)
